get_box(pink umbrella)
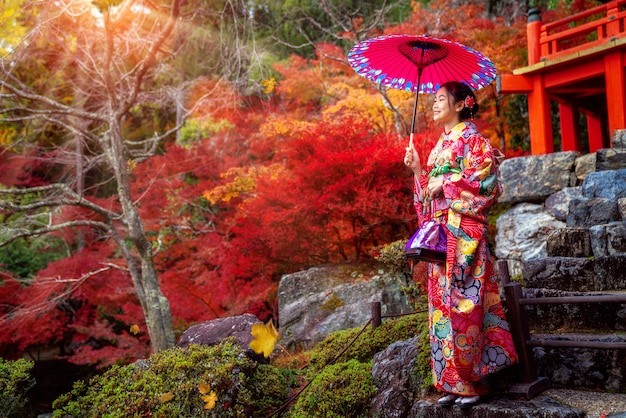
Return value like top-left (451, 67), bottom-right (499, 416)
top-left (347, 34), bottom-right (497, 141)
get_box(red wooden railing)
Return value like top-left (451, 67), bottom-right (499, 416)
top-left (540, 0), bottom-right (626, 60)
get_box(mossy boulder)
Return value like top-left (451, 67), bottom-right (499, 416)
top-left (287, 359), bottom-right (375, 418)
top-left (52, 339), bottom-right (289, 417)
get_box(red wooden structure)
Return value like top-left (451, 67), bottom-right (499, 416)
top-left (498, 1), bottom-right (626, 154)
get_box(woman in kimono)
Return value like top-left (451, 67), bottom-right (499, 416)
top-left (403, 81), bottom-right (517, 408)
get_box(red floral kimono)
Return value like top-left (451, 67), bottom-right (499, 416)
top-left (414, 121), bottom-right (518, 396)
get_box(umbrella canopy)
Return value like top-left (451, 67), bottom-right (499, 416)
top-left (347, 34), bottom-right (497, 135)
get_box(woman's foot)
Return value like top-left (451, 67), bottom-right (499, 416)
top-left (437, 393), bottom-right (459, 406)
top-left (455, 395), bottom-right (481, 408)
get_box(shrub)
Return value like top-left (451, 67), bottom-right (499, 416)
top-left (303, 313), bottom-right (432, 400)
top-left (0, 357), bottom-right (35, 417)
top-left (52, 339), bottom-right (289, 417)
top-left (306, 313), bottom-right (428, 374)
top-left (287, 359), bottom-right (375, 418)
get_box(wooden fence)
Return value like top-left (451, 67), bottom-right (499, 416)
top-left (498, 260), bottom-right (626, 399)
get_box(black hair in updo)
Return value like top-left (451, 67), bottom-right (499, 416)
top-left (440, 81), bottom-right (479, 120)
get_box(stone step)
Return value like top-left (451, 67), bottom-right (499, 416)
top-left (411, 394), bottom-right (585, 417)
top-left (530, 332), bottom-right (626, 392)
top-left (522, 288), bottom-right (626, 331)
top-left (523, 255), bottom-right (626, 292)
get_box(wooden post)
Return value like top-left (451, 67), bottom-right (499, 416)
top-left (371, 301), bottom-right (381, 330)
top-left (606, 2), bottom-right (621, 38)
top-left (504, 283), bottom-right (536, 383)
top-left (559, 103), bottom-right (582, 152)
top-left (527, 8), bottom-right (543, 65)
top-left (497, 259), bottom-right (511, 286)
top-left (605, 51), bottom-right (626, 138)
top-left (500, 262), bottom-right (551, 399)
top-left (528, 75), bottom-right (554, 155)
top-left (586, 113), bottom-right (606, 152)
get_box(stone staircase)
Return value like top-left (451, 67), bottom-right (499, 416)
top-left (520, 173), bottom-right (626, 392)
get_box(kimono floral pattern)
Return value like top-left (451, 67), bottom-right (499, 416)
top-left (414, 122), bottom-right (518, 396)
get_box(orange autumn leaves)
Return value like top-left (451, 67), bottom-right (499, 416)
top-left (159, 382), bottom-right (218, 410)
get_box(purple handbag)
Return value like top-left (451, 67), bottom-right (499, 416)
top-left (404, 220), bottom-right (447, 264)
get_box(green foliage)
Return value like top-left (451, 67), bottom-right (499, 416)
top-left (306, 314), bottom-right (430, 386)
top-left (287, 359), bottom-right (375, 418)
top-left (52, 340), bottom-right (289, 417)
top-left (0, 357), bottom-right (35, 417)
top-left (0, 237), bottom-right (66, 279)
top-left (177, 118), bottom-right (234, 147)
top-left (372, 239), bottom-right (410, 274)
top-left (50, 316), bottom-right (434, 417)
top-left (372, 241), bottom-right (428, 311)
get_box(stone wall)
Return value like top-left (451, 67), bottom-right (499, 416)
top-left (494, 129), bottom-right (626, 391)
top-left (495, 130), bottom-right (626, 276)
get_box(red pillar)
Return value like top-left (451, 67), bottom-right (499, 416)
top-left (604, 51), bottom-right (626, 140)
top-left (559, 103), bottom-right (582, 152)
top-left (587, 113), bottom-right (605, 152)
top-left (527, 8), bottom-right (542, 65)
top-left (528, 75), bottom-right (554, 155)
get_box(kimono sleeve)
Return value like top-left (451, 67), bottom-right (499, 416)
top-left (413, 173), bottom-right (429, 225)
top-left (441, 133), bottom-right (500, 223)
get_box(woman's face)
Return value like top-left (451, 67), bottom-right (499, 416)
top-left (432, 87), bottom-right (461, 128)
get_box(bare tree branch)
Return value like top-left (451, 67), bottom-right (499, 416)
top-left (0, 183), bottom-right (121, 220)
top-left (0, 220), bottom-right (111, 247)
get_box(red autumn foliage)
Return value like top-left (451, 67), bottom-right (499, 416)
top-left (0, 0), bottom-right (557, 366)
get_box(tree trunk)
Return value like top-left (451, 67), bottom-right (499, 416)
top-left (108, 121), bottom-right (175, 352)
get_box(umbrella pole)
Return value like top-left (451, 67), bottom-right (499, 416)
top-left (409, 67), bottom-right (423, 148)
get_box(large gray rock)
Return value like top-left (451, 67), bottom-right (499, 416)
top-left (523, 288), bottom-right (626, 332)
top-left (546, 227), bottom-right (591, 257)
top-left (596, 148), bottom-right (626, 171)
top-left (499, 152), bottom-right (579, 204)
top-left (581, 168), bottom-right (626, 200)
top-left (524, 255), bottom-right (626, 292)
top-left (534, 334), bottom-right (626, 391)
top-left (566, 197), bottom-right (619, 227)
top-left (370, 338), bottom-right (421, 418)
top-left (523, 257), bottom-right (595, 292)
top-left (592, 222), bottom-right (626, 256)
top-left (409, 396), bottom-right (584, 417)
top-left (574, 153), bottom-right (596, 183)
top-left (612, 129), bottom-right (626, 148)
top-left (545, 187), bottom-right (583, 221)
top-left (278, 262), bottom-right (412, 349)
top-left (177, 314), bottom-right (260, 349)
top-left (594, 255), bottom-right (626, 290)
top-left (495, 203), bottom-right (566, 263)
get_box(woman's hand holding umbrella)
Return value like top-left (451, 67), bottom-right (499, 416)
top-left (404, 141), bottom-right (421, 175)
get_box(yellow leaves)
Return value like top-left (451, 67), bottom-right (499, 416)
top-left (198, 382), bottom-right (211, 394)
top-left (249, 320), bottom-right (280, 358)
top-left (159, 392), bottom-right (174, 403)
top-left (157, 384), bottom-right (218, 410)
top-left (260, 76), bottom-right (277, 94)
top-left (201, 392), bottom-right (218, 410)
top-left (126, 159), bottom-right (137, 171)
top-left (202, 165), bottom-right (286, 205)
top-left (198, 383), bottom-right (217, 410)
top-left (322, 83), bottom-right (409, 135)
top-left (129, 324), bottom-right (140, 335)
